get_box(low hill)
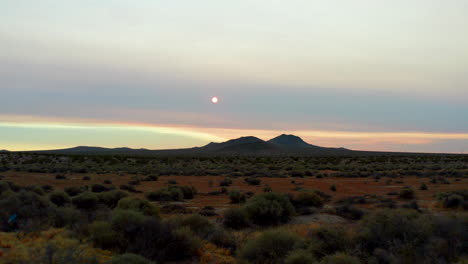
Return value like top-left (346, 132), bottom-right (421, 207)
top-left (24, 134), bottom-right (450, 156)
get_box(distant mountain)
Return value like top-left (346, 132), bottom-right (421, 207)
top-left (25, 134), bottom-right (446, 156)
top-left (0, 150), bottom-right (9, 153)
top-left (201, 136), bottom-right (265, 151)
top-left (268, 134), bottom-right (316, 148)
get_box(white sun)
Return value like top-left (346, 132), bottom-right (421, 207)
top-left (211, 97), bottom-right (219, 104)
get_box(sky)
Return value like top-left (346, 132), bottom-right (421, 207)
top-left (1, 0), bottom-right (468, 153)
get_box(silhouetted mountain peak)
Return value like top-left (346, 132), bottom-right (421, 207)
top-left (268, 134), bottom-right (310, 148)
top-left (202, 136), bottom-right (264, 151)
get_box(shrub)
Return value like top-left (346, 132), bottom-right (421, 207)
top-left (442, 194), bottom-right (464, 208)
top-left (143, 175), bottom-right (158, 182)
top-left (161, 204), bottom-right (190, 214)
top-left (89, 221), bottom-right (118, 250)
top-left (146, 187), bottom-right (183, 202)
top-left (263, 186), bottom-right (273, 193)
top-left (223, 208), bottom-right (250, 229)
top-left (0, 181), bottom-right (11, 193)
top-left (125, 218), bottom-right (202, 262)
top-left (0, 190), bottom-right (55, 231)
top-left (91, 184), bottom-right (111, 193)
top-left (52, 207), bottom-right (83, 228)
top-left (293, 191), bottom-right (324, 208)
top-left (209, 228), bottom-right (237, 251)
top-left (285, 250), bottom-right (317, 264)
top-left (244, 177), bottom-right (261, 185)
top-left (72, 191), bottom-right (99, 210)
top-left (103, 179), bottom-right (112, 184)
top-left (128, 176), bottom-right (141, 185)
top-left (109, 253), bottom-right (154, 264)
top-left (49, 191), bottom-right (71, 207)
top-left (98, 190), bottom-right (128, 209)
top-left (179, 186), bottom-right (197, 199)
top-left (119, 184), bottom-right (140, 193)
top-left (238, 229), bottom-right (302, 264)
top-left (55, 174), bottom-right (67, 180)
top-left (23, 185), bottom-right (45, 196)
top-left (307, 226), bottom-right (350, 258)
top-left (330, 184), bottom-right (337, 192)
top-left (172, 214), bottom-right (216, 240)
top-left (335, 204), bottom-right (364, 220)
top-left (219, 177), bottom-right (233, 187)
top-left (82, 176), bottom-right (91, 181)
top-left (358, 209), bottom-right (433, 257)
top-left (167, 179), bottom-right (177, 185)
top-left (399, 188), bottom-right (415, 199)
top-left (117, 197), bottom-right (159, 217)
top-left (320, 253), bottom-right (361, 264)
top-left (111, 209), bottom-right (147, 249)
top-left (41, 185), bottom-right (54, 193)
top-left (244, 192), bottom-right (295, 226)
top-left (165, 227), bottom-right (202, 261)
top-left (229, 190), bottom-right (246, 204)
top-left (199, 206), bottom-right (217, 216)
top-left (419, 183), bottom-right (428, 190)
top-left (436, 190), bottom-right (468, 209)
top-left (64, 186), bottom-right (86, 197)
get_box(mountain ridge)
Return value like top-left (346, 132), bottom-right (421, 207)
top-left (19, 134), bottom-right (459, 156)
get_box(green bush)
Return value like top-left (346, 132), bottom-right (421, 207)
top-left (285, 250), bottom-right (317, 264)
top-left (442, 194), bottom-right (464, 208)
top-left (169, 214), bottom-right (215, 240)
top-left (89, 221), bottom-right (118, 250)
top-left (358, 209), bottom-right (432, 258)
top-left (109, 253), bottom-right (154, 264)
top-left (229, 190), bottom-right (246, 204)
top-left (307, 226), bottom-right (350, 258)
top-left (293, 191), bottom-right (324, 208)
top-left (0, 190), bottom-right (55, 231)
top-left (238, 229), bottom-right (302, 264)
top-left (91, 184), bottom-right (111, 193)
top-left (119, 184), bottom-right (140, 193)
top-left (49, 191), bottom-right (71, 207)
top-left (41, 185), bottom-right (54, 193)
top-left (52, 207), bottom-right (83, 228)
top-left (245, 177), bottom-right (261, 185)
top-left (209, 227), bottom-right (237, 250)
top-left (320, 253), bottom-right (361, 264)
top-left (219, 177), bottom-right (233, 187)
top-left (145, 187), bottom-right (183, 202)
top-left (244, 192), bottom-right (295, 226)
top-left (24, 185), bottom-right (45, 196)
top-left (142, 175), bottom-right (158, 182)
top-left (436, 190), bottom-right (467, 209)
top-left (223, 207), bottom-right (250, 229)
top-left (335, 204), bottom-right (364, 220)
top-left (111, 209), bottom-right (146, 249)
top-left (98, 190), bottom-right (128, 209)
top-left (64, 186), bottom-right (86, 197)
top-left (178, 186), bottom-right (197, 199)
top-left (72, 191), bottom-right (99, 210)
top-left (116, 197), bottom-right (159, 217)
top-left (419, 183), bottom-right (428, 190)
top-left (165, 227), bottom-right (202, 261)
top-left (0, 181), bottom-right (11, 194)
top-left (399, 188), bottom-right (415, 199)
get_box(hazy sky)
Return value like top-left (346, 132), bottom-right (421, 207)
top-left (1, 1), bottom-right (468, 152)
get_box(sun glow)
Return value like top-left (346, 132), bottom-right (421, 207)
top-left (211, 97), bottom-right (219, 104)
